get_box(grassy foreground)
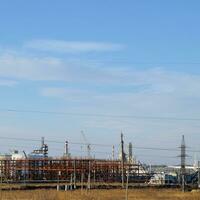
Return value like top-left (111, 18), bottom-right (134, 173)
top-left (0, 189), bottom-right (200, 200)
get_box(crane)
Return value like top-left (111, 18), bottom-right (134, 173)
top-left (81, 130), bottom-right (91, 158)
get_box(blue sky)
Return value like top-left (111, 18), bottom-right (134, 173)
top-left (0, 0), bottom-right (200, 164)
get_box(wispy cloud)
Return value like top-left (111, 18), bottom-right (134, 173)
top-left (39, 67), bottom-right (200, 119)
top-left (24, 39), bottom-right (123, 53)
top-left (1, 50), bottom-right (200, 101)
top-left (0, 53), bottom-right (68, 81)
top-left (0, 52), bottom-right (115, 82)
top-left (0, 79), bottom-right (18, 87)
top-left (41, 87), bottom-right (95, 102)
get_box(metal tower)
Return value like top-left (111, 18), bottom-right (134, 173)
top-left (180, 135), bottom-right (186, 192)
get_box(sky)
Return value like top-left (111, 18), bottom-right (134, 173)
top-left (0, 0), bottom-right (200, 164)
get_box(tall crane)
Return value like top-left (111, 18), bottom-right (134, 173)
top-left (81, 130), bottom-right (91, 158)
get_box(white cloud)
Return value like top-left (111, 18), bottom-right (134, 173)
top-left (1, 50), bottom-right (200, 111)
top-left (0, 52), bottom-right (127, 82)
top-left (0, 53), bottom-right (69, 81)
top-left (0, 79), bottom-right (18, 87)
top-left (41, 87), bottom-right (94, 102)
top-left (24, 39), bottom-right (123, 53)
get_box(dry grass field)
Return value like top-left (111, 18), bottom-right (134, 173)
top-left (0, 189), bottom-right (200, 200)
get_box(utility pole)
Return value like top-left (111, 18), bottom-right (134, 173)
top-left (87, 160), bottom-right (91, 190)
top-left (125, 169), bottom-right (129, 200)
top-left (0, 171), bottom-right (2, 200)
top-left (70, 174), bottom-right (73, 190)
top-left (198, 161), bottom-right (200, 188)
top-left (125, 148), bottom-right (130, 200)
top-left (81, 160), bottom-right (84, 192)
top-left (121, 132), bottom-right (125, 188)
top-left (73, 160), bottom-right (76, 189)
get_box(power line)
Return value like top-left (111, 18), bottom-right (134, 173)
top-left (1, 108), bottom-right (200, 121)
top-left (51, 59), bottom-right (200, 65)
top-left (0, 136), bottom-right (199, 153)
top-left (0, 136), bottom-right (198, 162)
top-left (136, 154), bottom-right (178, 159)
top-left (0, 136), bottom-right (112, 147)
top-left (0, 136), bottom-right (193, 153)
top-left (133, 146), bottom-right (179, 152)
top-left (0, 143), bottom-right (186, 159)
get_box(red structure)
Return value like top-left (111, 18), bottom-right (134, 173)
top-left (0, 158), bottom-right (150, 184)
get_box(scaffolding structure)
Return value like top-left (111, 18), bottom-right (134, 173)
top-left (0, 158), bottom-right (150, 184)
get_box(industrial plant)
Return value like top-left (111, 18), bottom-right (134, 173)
top-left (0, 134), bottom-right (199, 191)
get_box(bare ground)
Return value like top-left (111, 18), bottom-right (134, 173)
top-left (0, 189), bottom-right (200, 200)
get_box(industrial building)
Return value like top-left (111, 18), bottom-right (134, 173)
top-left (0, 135), bottom-right (151, 185)
top-left (0, 135), bottom-right (199, 191)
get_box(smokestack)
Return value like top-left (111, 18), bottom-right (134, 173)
top-left (112, 145), bottom-right (115, 160)
top-left (65, 141), bottom-right (69, 156)
top-left (128, 142), bottom-right (133, 163)
top-left (41, 137), bottom-right (45, 147)
top-left (41, 137), bottom-right (48, 157)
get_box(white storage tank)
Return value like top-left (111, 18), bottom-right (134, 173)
top-left (0, 154), bottom-right (11, 160)
top-left (11, 150), bottom-right (25, 160)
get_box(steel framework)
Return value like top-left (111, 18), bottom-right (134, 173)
top-left (0, 158), bottom-right (150, 184)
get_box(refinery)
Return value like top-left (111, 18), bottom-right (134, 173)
top-left (0, 134), bottom-right (199, 192)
